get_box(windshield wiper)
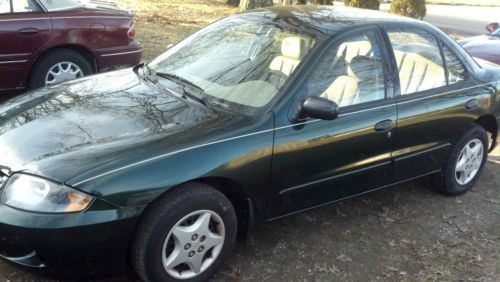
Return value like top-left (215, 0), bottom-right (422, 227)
top-left (156, 72), bottom-right (204, 92)
top-left (139, 61), bottom-right (157, 82)
top-left (155, 72), bottom-right (210, 107)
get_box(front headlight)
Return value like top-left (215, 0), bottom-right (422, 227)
top-left (2, 174), bottom-right (93, 213)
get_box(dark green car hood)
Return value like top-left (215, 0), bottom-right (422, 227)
top-left (0, 68), bottom-right (232, 184)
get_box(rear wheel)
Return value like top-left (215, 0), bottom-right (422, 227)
top-left (132, 183), bottom-right (237, 282)
top-left (433, 125), bottom-right (488, 196)
top-left (29, 49), bottom-right (93, 89)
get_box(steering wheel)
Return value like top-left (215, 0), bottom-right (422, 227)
top-left (265, 70), bottom-right (288, 88)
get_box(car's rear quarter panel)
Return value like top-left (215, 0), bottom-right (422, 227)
top-left (33, 9), bottom-right (139, 72)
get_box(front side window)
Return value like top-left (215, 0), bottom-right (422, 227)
top-left (150, 14), bottom-right (319, 114)
top-left (299, 30), bottom-right (386, 107)
top-left (13, 0), bottom-right (41, 13)
top-left (388, 29), bottom-right (447, 95)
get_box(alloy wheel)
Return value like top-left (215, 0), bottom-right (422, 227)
top-left (455, 139), bottom-right (484, 185)
top-left (45, 62), bottom-right (84, 86)
top-left (162, 210), bottom-right (225, 279)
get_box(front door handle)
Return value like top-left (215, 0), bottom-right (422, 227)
top-left (374, 119), bottom-right (394, 132)
top-left (465, 99), bottom-right (478, 110)
top-left (18, 28), bottom-right (39, 36)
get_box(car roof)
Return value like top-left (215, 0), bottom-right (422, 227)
top-left (244, 5), bottom-right (422, 36)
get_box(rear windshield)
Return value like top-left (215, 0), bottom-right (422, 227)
top-left (38, 0), bottom-right (83, 11)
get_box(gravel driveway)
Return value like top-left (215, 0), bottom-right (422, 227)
top-left (0, 159), bottom-right (498, 281)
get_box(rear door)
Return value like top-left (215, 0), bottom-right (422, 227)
top-left (382, 25), bottom-right (493, 181)
top-left (0, 0), bottom-right (51, 92)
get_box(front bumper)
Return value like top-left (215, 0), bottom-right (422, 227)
top-left (0, 198), bottom-right (144, 278)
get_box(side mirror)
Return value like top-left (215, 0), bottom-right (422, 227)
top-left (486, 22), bottom-right (499, 32)
top-left (166, 43), bottom-right (174, 50)
top-left (298, 96), bottom-right (339, 121)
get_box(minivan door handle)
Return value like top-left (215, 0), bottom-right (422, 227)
top-left (465, 99), bottom-right (478, 110)
top-left (18, 28), bottom-right (39, 36)
top-left (374, 120), bottom-right (394, 132)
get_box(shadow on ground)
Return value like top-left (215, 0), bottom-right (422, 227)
top-left (0, 160), bottom-right (498, 281)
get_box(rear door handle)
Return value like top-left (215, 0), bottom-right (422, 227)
top-left (18, 28), bottom-right (39, 36)
top-left (374, 119), bottom-right (394, 132)
top-left (465, 99), bottom-right (478, 110)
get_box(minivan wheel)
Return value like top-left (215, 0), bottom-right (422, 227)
top-left (132, 183), bottom-right (237, 282)
top-left (29, 49), bottom-right (93, 89)
top-left (433, 125), bottom-right (488, 196)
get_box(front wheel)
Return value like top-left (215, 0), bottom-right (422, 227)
top-left (132, 183), bottom-right (237, 282)
top-left (434, 125), bottom-right (488, 196)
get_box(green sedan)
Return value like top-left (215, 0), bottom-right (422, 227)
top-left (0, 5), bottom-right (499, 282)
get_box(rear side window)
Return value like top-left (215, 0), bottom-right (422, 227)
top-left (388, 29), bottom-right (447, 95)
top-left (13, 0), bottom-right (41, 13)
top-left (441, 43), bottom-right (466, 84)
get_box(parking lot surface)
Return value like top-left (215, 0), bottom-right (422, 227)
top-left (0, 158), bottom-right (498, 281)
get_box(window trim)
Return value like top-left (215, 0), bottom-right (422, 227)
top-left (436, 34), bottom-right (449, 85)
top-left (286, 25), bottom-right (393, 121)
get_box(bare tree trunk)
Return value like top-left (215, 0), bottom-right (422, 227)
top-left (239, 0), bottom-right (274, 11)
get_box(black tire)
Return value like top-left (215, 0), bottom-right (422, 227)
top-left (29, 49), bottom-right (93, 89)
top-left (132, 182), bottom-right (237, 282)
top-left (433, 125), bottom-right (488, 196)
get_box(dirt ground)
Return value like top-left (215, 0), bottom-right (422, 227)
top-left (0, 158), bottom-right (498, 281)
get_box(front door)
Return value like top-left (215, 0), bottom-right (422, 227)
top-left (268, 27), bottom-right (398, 218)
top-left (0, 0), bottom-right (51, 92)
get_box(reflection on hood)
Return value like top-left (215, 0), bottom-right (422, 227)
top-left (0, 69), bottom-right (224, 181)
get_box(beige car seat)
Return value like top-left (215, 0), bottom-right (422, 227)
top-left (339, 40), bottom-right (373, 63)
top-left (269, 37), bottom-right (307, 76)
top-left (394, 50), bottom-right (446, 94)
top-left (321, 55), bottom-right (383, 106)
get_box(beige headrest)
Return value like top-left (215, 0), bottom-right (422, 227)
top-left (281, 37), bottom-right (306, 60)
top-left (348, 55), bottom-right (373, 79)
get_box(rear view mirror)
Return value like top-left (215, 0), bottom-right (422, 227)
top-left (298, 96), bottom-right (339, 121)
top-left (486, 22), bottom-right (499, 32)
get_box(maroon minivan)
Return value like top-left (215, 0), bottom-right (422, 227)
top-left (0, 0), bottom-right (142, 94)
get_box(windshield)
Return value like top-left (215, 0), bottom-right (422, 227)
top-left (149, 14), bottom-right (319, 114)
top-left (492, 27), bottom-right (500, 36)
top-left (38, 0), bottom-right (82, 11)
